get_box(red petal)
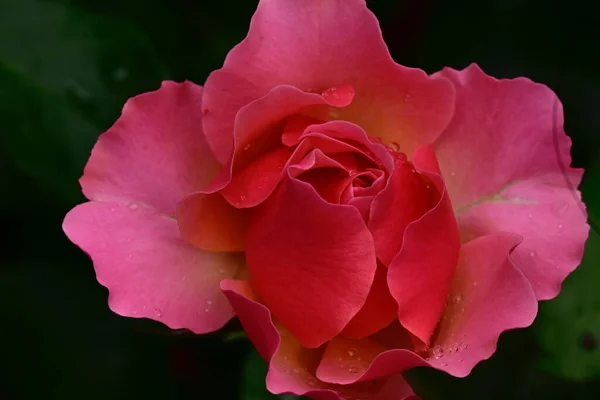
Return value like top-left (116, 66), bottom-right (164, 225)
top-left (245, 175), bottom-right (377, 348)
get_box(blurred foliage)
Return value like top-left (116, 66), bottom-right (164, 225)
top-left (0, 0), bottom-right (598, 399)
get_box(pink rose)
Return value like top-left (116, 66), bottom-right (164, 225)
top-left (63, 0), bottom-right (589, 399)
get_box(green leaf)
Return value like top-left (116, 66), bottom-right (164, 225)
top-left (0, 0), bottom-right (167, 203)
top-left (534, 161), bottom-right (600, 380)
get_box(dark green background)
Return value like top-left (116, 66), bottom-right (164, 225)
top-left (1, 0), bottom-right (599, 399)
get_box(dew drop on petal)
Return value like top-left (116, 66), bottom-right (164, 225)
top-left (558, 224), bottom-right (564, 229)
top-left (153, 308), bottom-right (163, 317)
top-left (347, 348), bottom-right (357, 357)
top-left (129, 203), bottom-right (138, 210)
top-left (529, 251), bottom-right (536, 257)
top-left (348, 366), bottom-right (359, 373)
top-left (389, 142), bottom-right (400, 152)
top-left (305, 377), bottom-right (317, 386)
top-left (432, 346), bottom-right (444, 359)
top-left (206, 300), bottom-right (213, 306)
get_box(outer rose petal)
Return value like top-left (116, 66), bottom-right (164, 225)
top-left (81, 81), bottom-right (220, 216)
top-left (202, 0), bottom-right (454, 162)
top-left (427, 233), bottom-right (538, 377)
top-left (433, 64), bottom-right (588, 300)
top-left (63, 202), bottom-right (242, 333)
top-left (245, 175), bottom-right (377, 348)
top-left (221, 280), bottom-right (418, 400)
top-left (311, 233), bottom-right (538, 384)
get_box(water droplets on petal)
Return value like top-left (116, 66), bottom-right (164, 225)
top-left (152, 308), bottom-right (163, 317)
top-left (432, 346), bottom-right (444, 359)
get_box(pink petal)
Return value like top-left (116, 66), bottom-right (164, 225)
top-left (63, 202), bottom-right (242, 333)
top-left (202, 0), bottom-right (454, 161)
top-left (310, 233), bottom-right (538, 383)
top-left (317, 336), bottom-right (390, 385)
top-left (245, 174), bottom-right (377, 348)
top-left (387, 169), bottom-right (460, 344)
top-left (204, 85), bottom-right (331, 202)
top-left (220, 146), bottom-right (295, 208)
top-left (221, 280), bottom-right (417, 400)
top-left (177, 192), bottom-right (248, 252)
top-left (427, 233), bottom-right (538, 377)
top-left (81, 81), bottom-right (220, 216)
top-left (434, 64), bottom-right (589, 299)
top-left (368, 160), bottom-right (435, 266)
top-left (341, 263), bottom-right (398, 339)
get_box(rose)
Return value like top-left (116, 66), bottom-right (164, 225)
top-left (62, 0), bottom-right (589, 399)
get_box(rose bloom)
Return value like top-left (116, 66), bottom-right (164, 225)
top-left (63, 0), bottom-right (588, 399)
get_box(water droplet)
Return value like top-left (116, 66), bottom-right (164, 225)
top-left (153, 308), bottom-right (163, 317)
top-left (528, 213), bottom-right (533, 219)
top-left (558, 224), bottom-right (563, 229)
top-left (356, 356), bottom-right (362, 361)
top-left (204, 308), bottom-right (210, 312)
top-left (453, 294), bottom-right (462, 304)
top-left (239, 194), bottom-right (246, 201)
top-left (459, 343), bottom-right (468, 351)
top-left (129, 203), bottom-right (138, 210)
top-left (243, 144), bottom-right (251, 151)
top-left (473, 281), bottom-right (478, 287)
top-left (110, 207), bottom-right (116, 212)
top-left (305, 377), bottom-right (317, 386)
top-left (347, 349), bottom-right (357, 357)
top-left (389, 142), bottom-right (400, 152)
top-left (132, 310), bottom-right (138, 315)
top-left (529, 251), bottom-right (536, 257)
top-left (432, 346), bottom-right (444, 359)
top-left (206, 300), bottom-right (213, 306)
top-left (450, 171), bottom-right (456, 177)
top-left (348, 366), bottom-right (359, 373)
top-left (425, 184), bottom-right (431, 189)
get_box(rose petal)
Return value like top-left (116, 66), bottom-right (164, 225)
top-left (80, 81), bottom-right (220, 216)
top-left (63, 202), bottom-right (242, 333)
top-left (204, 85), bottom-right (331, 204)
top-left (245, 174), bottom-right (377, 348)
top-left (427, 233), bottom-right (538, 377)
top-left (368, 160), bottom-right (434, 266)
top-left (434, 63), bottom-right (588, 299)
top-left (219, 146), bottom-right (295, 208)
top-left (177, 192), bottom-right (248, 252)
top-left (341, 263), bottom-right (398, 339)
top-left (221, 280), bottom-right (417, 400)
top-left (387, 169), bottom-right (460, 344)
top-left (202, 0), bottom-right (454, 161)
